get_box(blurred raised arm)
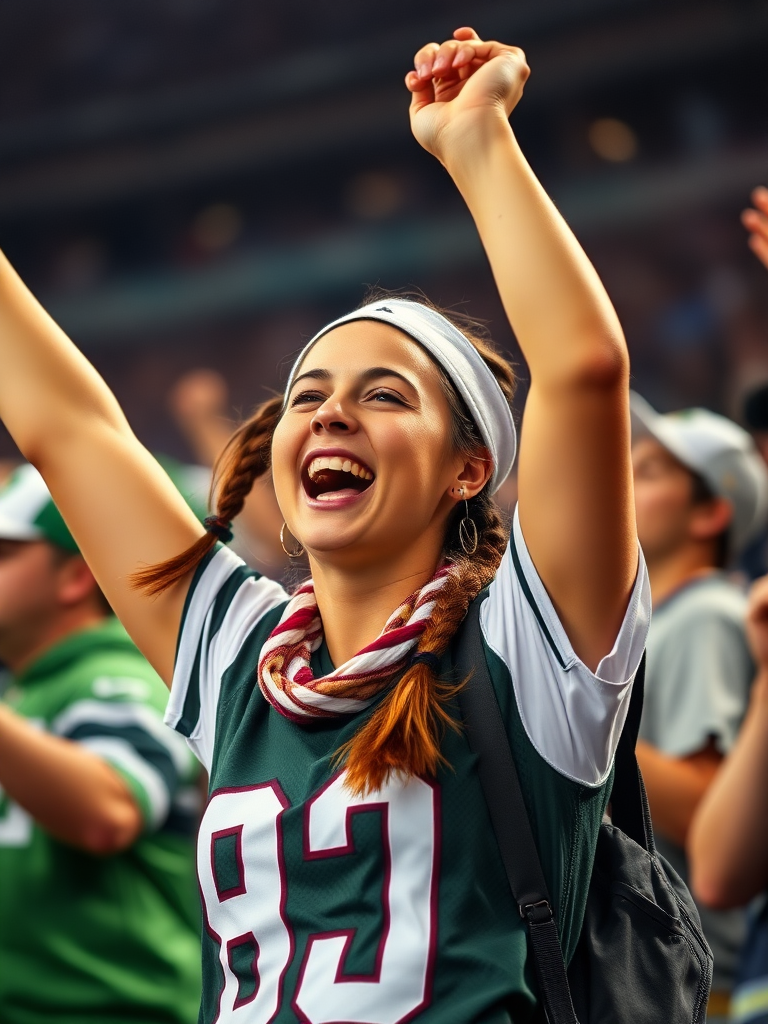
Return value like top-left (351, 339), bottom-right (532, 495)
top-left (168, 368), bottom-right (287, 573)
top-left (742, 185), bottom-right (768, 270)
top-left (688, 576), bottom-right (768, 907)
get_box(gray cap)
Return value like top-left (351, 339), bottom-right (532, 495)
top-left (631, 392), bottom-right (768, 555)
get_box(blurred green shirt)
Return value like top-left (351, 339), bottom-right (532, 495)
top-left (0, 618), bottom-right (202, 1024)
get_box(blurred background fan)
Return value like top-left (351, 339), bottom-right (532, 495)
top-left (1, 0), bottom-right (768, 460)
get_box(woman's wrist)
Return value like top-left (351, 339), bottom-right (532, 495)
top-left (439, 109), bottom-right (518, 185)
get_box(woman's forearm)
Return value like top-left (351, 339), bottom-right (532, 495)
top-left (0, 249), bottom-right (203, 681)
top-left (445, 116), bottom-right (627, 389)
top-left (0, 250), bottom-right (130, 465)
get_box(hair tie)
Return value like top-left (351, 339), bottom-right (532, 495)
top-left (203, 515), bottom-right (234, 544)
top-left (409, 651), bottom-right (441, 673)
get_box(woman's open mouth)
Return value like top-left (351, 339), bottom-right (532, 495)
top-left (302, 455), bottom-right (375, 503)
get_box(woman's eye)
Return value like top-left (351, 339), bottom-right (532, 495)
top-left (367, 389), bottom-right (406, 405)
top-left (290, 390), bottom-right (326, 407)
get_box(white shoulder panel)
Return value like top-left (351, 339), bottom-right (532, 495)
top-left (165, 546), bottom-right (288, 771)
top-left (480, 507), bottom-right (651, 787)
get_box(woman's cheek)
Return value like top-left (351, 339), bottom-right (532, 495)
top-left (269, 431), bottom-right (298, 511)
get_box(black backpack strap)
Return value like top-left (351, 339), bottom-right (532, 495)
top-left (456, 599), bottom-right (579, 1024)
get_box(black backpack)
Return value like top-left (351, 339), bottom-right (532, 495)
top-left (456, 598), bottom-right (713, 1024)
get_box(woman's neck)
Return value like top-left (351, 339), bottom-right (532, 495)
top-left (309, 546), bottom-right (443, 667)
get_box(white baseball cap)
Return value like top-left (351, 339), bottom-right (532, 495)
top-left (0, 459), bottom-right (209, 555)
top-left (0, 464), bottom-right (79, 551)
top-left (630, 392), bottom-right (768, 555)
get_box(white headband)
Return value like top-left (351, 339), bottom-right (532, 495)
top-left (284, 299), bottom-right (517, 493)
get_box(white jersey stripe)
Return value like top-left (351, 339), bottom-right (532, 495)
top-left (78, 736), bottom-right (171, 828)
top-left (166, 546), bottom-right (245, 734)
top-left (52, 699), bottom-right (193, 775)
top-left (167, 547), bottom-right (288, 770)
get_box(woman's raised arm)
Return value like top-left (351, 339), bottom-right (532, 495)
top-left (407, 28), bottom-right (636, 669)
top-left (0, 250), bottom-right (205, 681)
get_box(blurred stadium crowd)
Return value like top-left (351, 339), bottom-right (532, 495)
top-left (1, 1), bottom-right (768, 1022)
top-left (1, 0), bottom-right (768, 456)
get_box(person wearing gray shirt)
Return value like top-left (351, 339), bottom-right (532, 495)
top-left (631, 393), bottom-right (768, 1020)
top-left (642, 575), bottom-right (753, 992)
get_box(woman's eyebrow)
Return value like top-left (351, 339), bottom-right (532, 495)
top-left (359, 366), bottom-right (418, 391)
top-left (291, 368), bottom-right (331, 388)
top-left (291, 366), bottom-right (417, 391)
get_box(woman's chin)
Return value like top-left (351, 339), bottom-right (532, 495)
top-left (302, 528), bottom-right (364, 556)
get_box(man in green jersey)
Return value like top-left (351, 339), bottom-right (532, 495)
top-left (0, 464), bottom-right (201, 1024)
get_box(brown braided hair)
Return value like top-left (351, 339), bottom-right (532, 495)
top-left (133, 293), bottom-right (516, 794)
top-left (130, 395), bottom-right (283, 595)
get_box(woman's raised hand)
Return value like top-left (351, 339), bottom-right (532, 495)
top-left (742, 186), bottom-right (768, 270)
top-left (405, 27), bottom-right (529, 165)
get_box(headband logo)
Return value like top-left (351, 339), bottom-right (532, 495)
top-left (375, 306), bottom-right (393, 313)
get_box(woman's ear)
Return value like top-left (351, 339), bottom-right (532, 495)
top-left (454, 448), bottom-right (493, 500)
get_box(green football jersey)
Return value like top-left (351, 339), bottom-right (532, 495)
top-left (0, 617), bottom-right (202, 1024)
top-left (168, 509), bottom-right (650, 1023)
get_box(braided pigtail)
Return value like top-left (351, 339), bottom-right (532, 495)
top-left (339, 495), bottom-right (508, 795)
top-left (131, 394), bottom-right (283, 596)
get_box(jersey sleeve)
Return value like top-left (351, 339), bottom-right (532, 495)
top-left (642, 604), bottom-right (753, 757)
top-left (165, 545), bottom-right (289, 771)
top-left (480, 506), bottom-right (651, 787)
top-left (50, 671), bottom-right (198, 833)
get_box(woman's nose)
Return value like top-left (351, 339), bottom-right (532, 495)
top-left (310, 399), bottom-right (358, 435)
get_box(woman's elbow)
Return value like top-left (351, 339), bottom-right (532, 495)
top-left (546, 329), bottom-right (629, 395)
top-left (574, 333), bottom-right (629, 391)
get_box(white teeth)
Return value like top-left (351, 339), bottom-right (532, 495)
top-left (307, 456), bottom-right (373, 481)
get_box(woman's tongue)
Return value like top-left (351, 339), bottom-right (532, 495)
top-left (315, 486), bottom-right (361, 501)
top-left (310, 468), bottom-right (371, 501)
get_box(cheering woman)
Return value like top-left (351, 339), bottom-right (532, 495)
top-left (0, 27), bottom-right (649, 1023)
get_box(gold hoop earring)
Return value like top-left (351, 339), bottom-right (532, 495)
top-left (458, 494), bottom-right (478, 555)
top-left (280, 522), bottom-right (305, 559)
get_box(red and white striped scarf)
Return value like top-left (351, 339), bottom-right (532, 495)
top-left (258, 568), bottom-right (451, 721)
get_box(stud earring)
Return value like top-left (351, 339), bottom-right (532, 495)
top-left (280, 522), bottom-right (305, 558)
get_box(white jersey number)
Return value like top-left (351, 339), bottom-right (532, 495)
top-left (198, 772), bottom-right (439, 1024)
top-left (198, 783), bottom-right (293, 1023)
